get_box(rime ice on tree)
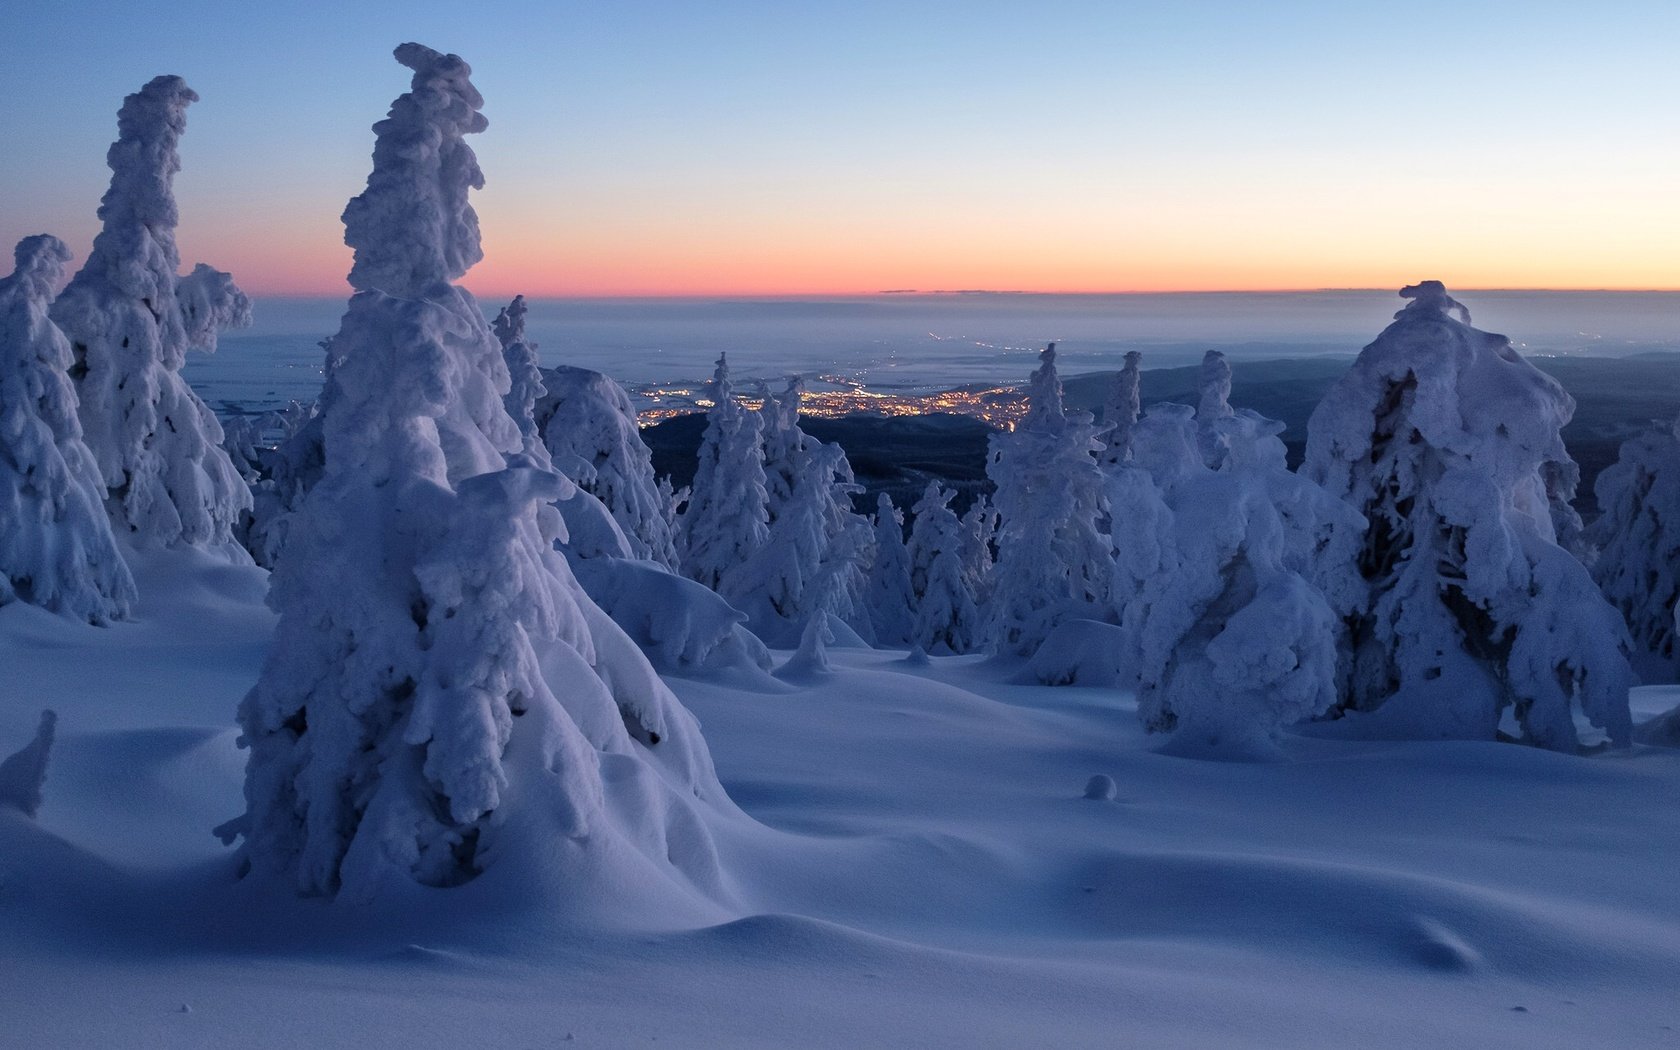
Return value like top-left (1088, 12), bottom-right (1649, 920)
top-left (220, 44), bottom-right (729, 901)
top-left (987, 344), bottom-right (1112, 655)
top-left (0, 237), bottom-right (137, 624)
top-left (50, 76), bottom-right (252, 552)
top-left (1303, 282), bottom-right (1633, 750)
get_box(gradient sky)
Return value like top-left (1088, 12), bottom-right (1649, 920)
top-left (5, 1), bottom-right (1676, 297)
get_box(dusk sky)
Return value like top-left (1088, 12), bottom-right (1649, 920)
top-left (6, 1), bottom-right (1676, 297)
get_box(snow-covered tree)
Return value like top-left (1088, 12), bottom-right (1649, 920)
top-left (759, 376), bottom-right (805, 520)
top-left (749, 377), bottom-right (874, 638)
top-left (1589, 416), bottom-right (1680, 670)
top-left (50, 75), bottom-right (252, 552)
top-left (1099, 350), bottom-right (1142, 468)
top-left (958, 493), bottom-right (998, 607)
top-left (492, 295), bottom-right (549, 462)
top-left (219, 44), bottom-right (728, 900)
top-left (1104, 402), bottom-right (1347, 759)
top-left (679, 354), bottom-right (771, 602)
top-left (908, 482), bottom-right (981, 654)
top-left (866, 493), bottom-right (916, 647)
top-left (1195, 350), bottom-right (1235, 469)
top-left (0, 236), bottom-right (136, 624)
top-left (987, 344), bottom-right (1112, 655)
top-left (537, 363), bottom-right (682, 570)
top-left (1303, 281), bottom-right (1633, 750)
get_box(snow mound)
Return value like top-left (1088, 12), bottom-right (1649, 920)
top-left (571, 556), bottom-right (772, 675)
top-left (1027, 619), bottom-right (1129, 687)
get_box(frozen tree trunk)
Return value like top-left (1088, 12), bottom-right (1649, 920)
top-left (0, 236), bottom-right (137, 623)
top-left (987, 344), bottom-right (1112, 655)
top-left (0, 711), bottom-right (57, 819)
top-left (220, 44), bottom-right (730, 902)
top-left (50, 76), bottom-right (252, 553)
top-left (1303, 282), bottom-right (1633, 750)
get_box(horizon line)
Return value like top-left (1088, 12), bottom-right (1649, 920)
top-left (238, 285), bottom-right (1680, 301)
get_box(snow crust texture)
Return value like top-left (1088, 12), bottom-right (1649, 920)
top-left (49, 76), bottom-right (252, 553)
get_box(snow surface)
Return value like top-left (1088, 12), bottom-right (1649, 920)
top-left (3, 554), bottom-right (1680, 1048)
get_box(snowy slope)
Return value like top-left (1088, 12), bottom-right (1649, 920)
top-left (3, 563), bottom-right (1679, 1048)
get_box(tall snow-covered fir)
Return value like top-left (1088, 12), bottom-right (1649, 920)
top-left (0, 236), bottom-right (137, 624)
top-left (1303, 282), bottom-right (1633, 750)
top-left (50, 76), bottom-right (252, 553)
top-left (986, 344), bottom-right (1111, 655)
top-left (491, 295), bottom-right (550, 462)
top-left (220, 44), bottom-right (729, 901)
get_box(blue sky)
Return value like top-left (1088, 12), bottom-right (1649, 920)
top-left (5, 1), bottom-right (1676, 294)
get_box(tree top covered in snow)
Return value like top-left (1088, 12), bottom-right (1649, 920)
top-left (343, 44), bottom-right (488, 297)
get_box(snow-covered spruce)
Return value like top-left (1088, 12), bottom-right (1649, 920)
top-left (50, 76), bottom-right (252, 553)
top-left (907, 482), bottom-right (982, 654)
top-left (1589, 416), bottom-right (1680, 671)
top-left (1099, 350), bottom-right (1143, 468)
top-left (1195, 350), bottom-right (1235, 469)
top-left (0, 710), bottom-right (56, 819)
top-left (865, 493), bottom-right (916, 647)
top-left (1119, 405), bottom-right (1342, 759)
top-left (987, 344), bottom-right (1112, 655)
top-left (492, 295), bottom-right (550, 462)
top-left (958, 494), bottom-right (998, 610)
top-left (1303, 282), bottom-right (1633, 750)
top-left (679, 354), bottom-right (771, 604)
top-left (0, 236), bottom-right (137, 624)
top-left (739, 376), bottom-right (875, 642)
top-left (219, 44), bottom-right (731, 902)
top-left (535, 359), bottom-right (682, 570)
